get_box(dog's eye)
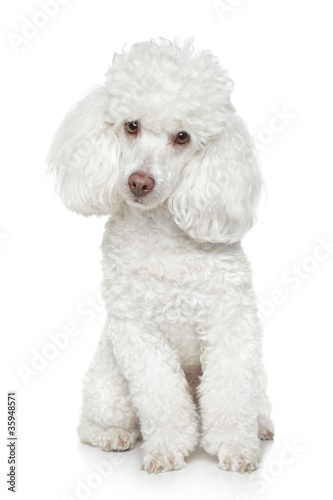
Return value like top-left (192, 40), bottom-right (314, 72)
top-left (125, 121), bottom-right (139, 135)
top-left (175, 131), bottom-right (190, 145)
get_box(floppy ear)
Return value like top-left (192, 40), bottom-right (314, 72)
top-left (168, 109), bottom-right (262, 244)
top-left (47, 86), bottom-right (121, 216)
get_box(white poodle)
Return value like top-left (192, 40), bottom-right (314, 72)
top-left (47, 38), bottom-right (273, 474)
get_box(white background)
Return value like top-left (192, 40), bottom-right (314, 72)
top-left (1, 0), bottom-right (332, 499)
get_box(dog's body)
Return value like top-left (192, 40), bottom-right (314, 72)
top-left (48, 39), bottom-right (273, 474)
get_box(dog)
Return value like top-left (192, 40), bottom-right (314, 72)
top-left (47, 38), bottom-right (274, 474)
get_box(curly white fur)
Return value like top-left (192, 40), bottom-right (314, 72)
top-left (48, 38), bottom-right (273, 474)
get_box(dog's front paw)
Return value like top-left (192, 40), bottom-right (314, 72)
top-left (99, 427), bottom-right (139, 452)
top-left (141, 450), bottom-right (186, 474)
top-left (218, 447), bottom-right (259, 474)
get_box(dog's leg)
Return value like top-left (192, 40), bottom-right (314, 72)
top-left (257, 363), bottom-right (274, 440)
top-left (108, 316), bottom-right (199, 474)
top-left (199, 304), bottom-right (270, 473)
top-left (77, 322), bottom-right (139, 451)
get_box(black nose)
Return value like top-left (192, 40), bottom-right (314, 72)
top-left (128, 173), bottom-right (155, 197)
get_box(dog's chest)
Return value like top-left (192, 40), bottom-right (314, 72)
top-left (101, 212), bottom-right (247, 325)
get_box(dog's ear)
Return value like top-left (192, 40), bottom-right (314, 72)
top-left (168, 109), bottom-right (262, 244)
top-left (47, 86), bottom-right (121, 216)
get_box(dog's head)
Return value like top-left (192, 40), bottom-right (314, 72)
top-left (48, 39), bottom-right (261, 243)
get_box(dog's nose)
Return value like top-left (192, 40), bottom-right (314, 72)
top-left (128, 173), bottom-right (155, 197)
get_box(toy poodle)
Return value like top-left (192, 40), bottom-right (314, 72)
top-left (47, 38), bottom-right (273, 474)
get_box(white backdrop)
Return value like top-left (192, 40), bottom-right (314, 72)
top-left (1, 1), bottom-right (332, 499)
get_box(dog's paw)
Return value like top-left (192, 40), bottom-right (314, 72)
top-left (258, 427), bottom-right (274, 440)
top-left (258, 417), bottom-right (274, 440)
top-left (141, 451), bottom-right (186, 474)
top-left (218, 447), bottom-right (258, 474)
top-left (99, 428), bottom-right (139, 452)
